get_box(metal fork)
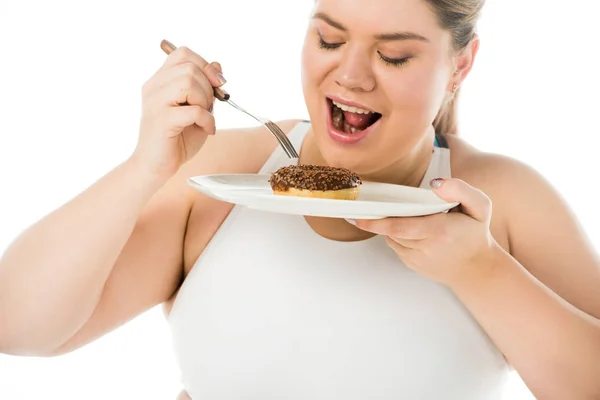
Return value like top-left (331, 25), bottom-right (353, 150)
top-left (160, 40), bottom-right (299, 158)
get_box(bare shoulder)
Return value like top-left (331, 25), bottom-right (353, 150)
top-left (445, 134), bottom-right (559, 252)
top-left (176, 118), bottom-right (303, 212)
top-left (445, 133), bottom-right (587, 256)
top-left (447, 135), bottom-right (531, 183)
top-left (446, 134), bottom-right (564, 214)
top-left (186, 118), bottom-right (303, 173)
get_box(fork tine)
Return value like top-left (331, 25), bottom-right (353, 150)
top-left (265, 122), bottom-right (292, 154)
top-left (275, 129), bottom-right (298, 158)
top-left (265, 121), bottom-right (299, 158)
top-left (264, 122), bottom-right (290, 155)
top-left (264, 122), bottom-right (294, 157)
top-left (227, 99), bottom-right (296, 157)
top-left (272, 129), bottom-right (295, 158)
top-left (272, 124), bottom-right (298, 158)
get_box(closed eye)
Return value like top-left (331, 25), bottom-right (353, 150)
top-left (317, 33), bottom-right (412, 68)
top-left (318, 35), bottom-right (344, 50)
top-left (378, 52), bottom-right (412, 67)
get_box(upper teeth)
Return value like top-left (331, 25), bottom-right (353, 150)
top-left (332, 100), bottom-right (372, 115)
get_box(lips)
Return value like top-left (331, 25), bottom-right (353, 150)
top-left (325, 97), bottom-right (383, 145)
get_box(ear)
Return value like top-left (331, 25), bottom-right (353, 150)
top-left (449, 34), bottom-right (480, 91)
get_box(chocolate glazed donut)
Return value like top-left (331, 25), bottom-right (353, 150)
top-left (269, 165), bottom-right (362, 200)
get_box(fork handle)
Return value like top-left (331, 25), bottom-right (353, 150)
top-left (213, 87), bottom-right (230, 101)
top-left (160, 39), bottom-right (230, 102)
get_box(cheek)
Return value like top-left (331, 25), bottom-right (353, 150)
top-left (301, 35), bottom-right (318, 82)
top-left (301, 45), bottom-right (329, 89)
top-left (301, 41), bottom-right (336, 117)
top-left (382, 60), bottom-right (448, 119)
top-left (300, 38), bottom-right (312, 86)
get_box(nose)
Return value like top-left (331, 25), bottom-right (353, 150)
top-left (333, 48), bottom-right (376, 92)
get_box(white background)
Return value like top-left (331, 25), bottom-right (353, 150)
top-left (1, 0), bottom-right (599, 398)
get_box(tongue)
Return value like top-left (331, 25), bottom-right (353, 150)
top-left (343, 111), bottom-right (373, 130)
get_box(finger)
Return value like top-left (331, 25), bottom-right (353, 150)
top-left (161, 45), bottom-right (226, 88)
top-left (162, 44), bottom-right (207, 69)
top-left (204, 62), bottom-right (227, 87)
top-left (354, 217), bottom-right (429, 240)
top-left (388, 236), bottom-right (423, 250)
top-left (429, 178), bottom-right (491, 223)
top-left (180, 62), bottom-right (214, 108)
top-left (167, 105), bottom-right (215, 136)
top-left (147, 62), bottom-right (213, 107)
top-left (201, 64), bottom-right (222, 111)
top-left (155, 75), bottom-right (211, 109)
top-left (385, 237), bottom-right (416, 257)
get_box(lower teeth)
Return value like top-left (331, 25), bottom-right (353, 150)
top-left (344, 121), bottom-right (360, 134)
top-left (331, 104), bottom-right (360, 134)
top-left (332, 105), bottom-right (343, 129)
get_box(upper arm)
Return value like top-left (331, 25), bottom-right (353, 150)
top-left (53, 119), bottom-right (303, 355)
top-left (504, 160), bottom-right (600, 318)
top-left (468, 153), bottom-right (600, 319)
top-left (51, 160), bottom-right (198, 355)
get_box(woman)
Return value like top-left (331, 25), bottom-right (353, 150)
top-left (1, 0), bottom-right (599, 398)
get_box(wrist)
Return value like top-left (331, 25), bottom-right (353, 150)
top-left (448, 240), bottom-right (507, 295)
top-left (122, 155), bottom-right (172, 195)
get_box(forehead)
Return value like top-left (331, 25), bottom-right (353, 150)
top-left (312, 0), bottom-right (444, 39)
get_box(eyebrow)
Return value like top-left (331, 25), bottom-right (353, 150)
top-left (312, 12), bottom-right (429, 43)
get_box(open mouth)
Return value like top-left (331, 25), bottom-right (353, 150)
top-left (327, 98), bottom-right (382, 134)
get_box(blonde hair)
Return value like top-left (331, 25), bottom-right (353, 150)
top-left (426, 0), bottom-right (485, 136)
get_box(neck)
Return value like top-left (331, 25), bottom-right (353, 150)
top-left (361, 132), bottom-right (435, 188)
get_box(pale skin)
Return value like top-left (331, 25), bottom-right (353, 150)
top-left (1, 0), bottom-right (599, 399)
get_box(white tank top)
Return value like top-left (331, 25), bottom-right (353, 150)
top-left (168, 121), bottom-right (509, 399)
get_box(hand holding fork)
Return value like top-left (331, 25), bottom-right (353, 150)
top-left (131, 40), bottom-right (226, 180)
top-left (160, 39), bottom-right (299, 159)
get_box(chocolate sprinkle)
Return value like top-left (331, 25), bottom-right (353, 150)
top-left (269, 164), bottom-right (362, 191)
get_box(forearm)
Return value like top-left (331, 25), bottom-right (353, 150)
top-left (0, 157), bottom-right (167, 354)
top-left (451, 244), bottom-right (600, 399)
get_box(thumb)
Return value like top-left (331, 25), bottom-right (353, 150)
top-left (429, 178), bottom-right (491, 223)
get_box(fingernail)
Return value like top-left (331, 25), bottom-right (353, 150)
top-left (345, 219), bottom-right (357, 226)
top-left (208, 103), bottom-right (214, 114)
top-left (216, 73), bottom-right (226, 85)
top-left (430, 178), bottom-right (444, 189)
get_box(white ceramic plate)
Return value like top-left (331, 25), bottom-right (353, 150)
top-left (188, 174), bottom-right (459, 219)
